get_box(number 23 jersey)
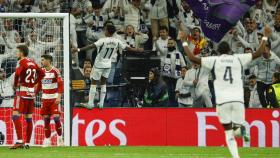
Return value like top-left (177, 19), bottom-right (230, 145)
top-left (94, 37), bottom-right (127, 69)
top-left (14, 57), bottom-right (45, 99)
top-left (201, 53), bottom-right (252, 105)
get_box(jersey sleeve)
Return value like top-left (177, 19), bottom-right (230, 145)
top-left (201, 56), bottom-right (217, 70)
top-left (55, 69), bottom-right (64, 94)
top-left (235, 53), bottom-right (253, 67)
top-left (94, 39), bottom-right (104, 48)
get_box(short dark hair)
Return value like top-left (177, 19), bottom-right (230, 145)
top-left (159, 25), bottom-right (168, 32)
top-left (249, 74), bottom-right (257, 80)
top-left (17, 45), bottom-right (29, 57)
top-left (104, 20), bottom-right (114, 27)
top-left (41, 54), bottom-right (53, 62)
top-left (217, 41), bottom-right (231, 54)
top-left (106, 24), bottom-right (116, 35)
top-left (83, 58), bottom-right (92, 66)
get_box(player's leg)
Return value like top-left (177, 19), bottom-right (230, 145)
top-left (53, 114), bottom-right (63, 146)
top-left (23, 99), bottom-right (35, 148)
top-left (99, 76), bottom-right (107, 108)
top-left (232, 103), bottom-right (250, 142)
top-left (217, 104), bottom-right (240, 158)
top-left (42, 115), bottom-right (51, 147)
top-left (99, 68), bottom-right (111, 108)
top-left (88, 67), bottom-right (101, 108)
top-left (10, 96), bottom-right (24, 149)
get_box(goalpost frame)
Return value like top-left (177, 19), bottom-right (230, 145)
top-left (0, 13), bottom-right (71, 146)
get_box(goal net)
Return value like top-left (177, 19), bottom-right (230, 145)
top-left (0, 13), bottom-right (70, 146)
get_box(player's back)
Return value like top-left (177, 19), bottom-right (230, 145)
top-left (94, 37), bottom-right (126, 69)
top-left (202, 54), bottom-right (252, 105)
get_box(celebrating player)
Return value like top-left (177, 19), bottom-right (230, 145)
top-left (180, 26), bottom-right (271, 158)
top-left (11, 45), bottom-right (45, 149)
top-left (36, 54), bottom-right (64, 147)
top-left (72, 24), bottom-right (134, 109)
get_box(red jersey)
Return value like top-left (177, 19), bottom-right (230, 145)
top-left (36, 66), bottom-right (63, 100)
top-left (14, 57), bottom-right (45, 99)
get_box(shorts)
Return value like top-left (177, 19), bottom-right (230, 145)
top-left (13, 96), bottom-right (34, 114)
top-left (216, 102), bottom-right (245, 125)
top-left (41, 99), bottom-right (61, 115)
top-left (91, 67), bottom-right (111, 80)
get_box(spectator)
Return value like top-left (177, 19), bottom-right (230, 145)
top-left (143, 68), bottom-right (168, 107)
top-left (161, 38), bottom-right (186, 106)
top-left (79, 58), bottom-right (92, 76)
top-left (183, 63), bottom-right (212, 108)
top-left (82, 66), bottom-right (92, 103)
top-left (250, 39), bottom-right (280, 107)
top-left (146, 0), bottom-right (169, 41)
top-left (248, 75), bottom-right (262, 108)
top-left (270, 13), bottom-right (280, 56)
top-left (102, 0), bottom-right (123, 30)
top-left (179, 1), bottom-right (199, 28)
top-left (188, 27), bottom-right (207, 56)
top-left (175, 66), bottom-right (192, 107)
top-left (267, 72), bottom-right (280, 108)
top-left (0, 68), bottom-right (14, 108)
top-left (119, 24), bottom-right (148, 51)
top-left (153, 26), bottom-right (170, 65)
top-left (72, 0), bottom-right (93, 67)
top-left (0, 0), bottom-right (7, 12)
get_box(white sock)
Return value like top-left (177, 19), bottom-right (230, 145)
top-left (88, 85), bottom-right (97, 106)
top-left (99, 85), bottom-right (106, 108)
top-left (233, 127), bottom-right (242, 137)
top-left (225, 130), bottom-right (240, 158)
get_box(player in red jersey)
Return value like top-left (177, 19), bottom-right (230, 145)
top-left (10, 45), bottom-right (45, 149)
top-left (36, 54), bottom-right (64, 147)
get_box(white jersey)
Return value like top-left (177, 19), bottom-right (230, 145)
top-left (201, 54), bottom-right (252, 105)
top-left (94, 37), bottom-right (127, 68)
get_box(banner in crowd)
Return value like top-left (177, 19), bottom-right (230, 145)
top-left (185, 0), bottom-right (256, 42)
top-left (72, 108), bottom-right (279, 147)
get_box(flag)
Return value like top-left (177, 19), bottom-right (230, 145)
top-left (185, 0), bottom-right (256, 42)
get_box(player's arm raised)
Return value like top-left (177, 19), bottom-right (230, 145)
top-left (72, 43), bottom-right (97, 53)
top-left (179, 31), bottom-right (201, 65)
top-left (252, 26), bottom-right (271, 60)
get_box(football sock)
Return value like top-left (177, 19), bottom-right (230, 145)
top-left (99, 85), bottom-right (106, 108)
top-left (44, 117), bottom-right (51, 138)
top-left (88, 85), bottom-right (97, 106)
top-left (225, 130), bottom-right (240, 158)
top-left (54, 117), bottom-right (62, 136)
top-left (25, 118), bottom-right (33, 144)
top-left (12, 115), bottom-right (23, 142)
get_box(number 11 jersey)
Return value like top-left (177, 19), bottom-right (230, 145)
top-left (94, 37), bottom-right (127, 69)
top-left (201, 54), bottom-right (252, 105)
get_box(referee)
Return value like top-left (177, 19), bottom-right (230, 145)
top-left (267, 72), bottom-right (280, 108)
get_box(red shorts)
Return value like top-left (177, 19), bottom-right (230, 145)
top-left (13, 96), bottom-right (34, 114)
top-left (41, 99), bottom-right (61, 115)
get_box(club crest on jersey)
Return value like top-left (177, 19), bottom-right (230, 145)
top-left (42, 79), bottom-right (52, 84)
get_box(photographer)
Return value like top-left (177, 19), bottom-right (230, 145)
top-left (143, 68), bottom-right (168, 107)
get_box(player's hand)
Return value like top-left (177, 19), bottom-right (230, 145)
top-left (55, 97), bottom-right (61, 105)
top-left (264, 26), bottom-right (271, 37)
top-left (71, 47), bottom-right (78, 53)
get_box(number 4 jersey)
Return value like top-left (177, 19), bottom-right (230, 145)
top-left (94, 37), bottom-right (127, 69)
top-left (201, 53), bottom-right (252, 105)
top-left (14, 57), bottom-right (45, 99)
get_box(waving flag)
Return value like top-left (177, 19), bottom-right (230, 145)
top-left (185, 0), bottom-right (256, 42)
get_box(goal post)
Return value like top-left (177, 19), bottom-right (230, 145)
top-left (0, 13), bottom-right (70, 146)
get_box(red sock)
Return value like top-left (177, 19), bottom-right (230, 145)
top-left (25, 118), bottom-right (33, 143)
top-left (44, 118), bottom-right (51, 138)
top-left (54, 117), bottom-right (62, 136)
top-left (12, 115), bottom-right (23, 141)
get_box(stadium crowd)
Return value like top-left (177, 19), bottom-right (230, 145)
top-left (0, 0), bottom-right (279, 108)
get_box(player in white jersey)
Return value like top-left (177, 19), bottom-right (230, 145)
top-left (180, 26), bottom-right (271, 158)
top-left (72, 24), bottom-right (134, 109)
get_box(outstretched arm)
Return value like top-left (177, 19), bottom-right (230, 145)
top-left (72, 43), bottom-right (96, 53)
top-left (179, 31), bottom-right (201, 65)
top-left (252, 26), bottom-right (271, 60)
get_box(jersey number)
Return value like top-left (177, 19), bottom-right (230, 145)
top-left (223, 66), bottom-right (233, 84)
top-left (25, 68), bottom-right (37, 83)
top-left (103, 48), bottom-right (114, 59)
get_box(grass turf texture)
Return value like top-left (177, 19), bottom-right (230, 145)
top-left (0, 146), bottom-right (279, 158)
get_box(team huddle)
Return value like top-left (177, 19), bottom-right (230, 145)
top-left (10, 45), bottom-right (64, 149)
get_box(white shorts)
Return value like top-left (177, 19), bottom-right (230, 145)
top-left (216, 102), bottom-right (245, 125)
top-left (91, 67), bottom-right (111, 80)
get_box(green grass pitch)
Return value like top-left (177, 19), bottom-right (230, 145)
top-left (0, 146), bottom-right (279, 158)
